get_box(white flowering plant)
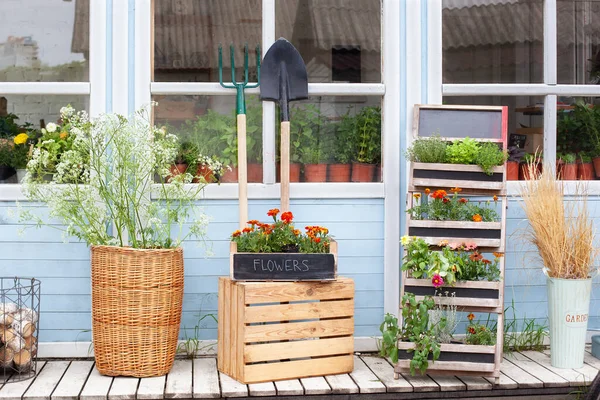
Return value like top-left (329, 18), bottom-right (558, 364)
top-left (197, 154), bottom-right (230, 178)
top-left (18, 105), bottom-right (210, 249)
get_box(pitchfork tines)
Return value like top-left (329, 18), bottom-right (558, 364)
top-left (218, 43), bottom-right (261, 114)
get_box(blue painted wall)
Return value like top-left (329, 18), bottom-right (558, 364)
top-left (0, 198), bottom-right (384, 342)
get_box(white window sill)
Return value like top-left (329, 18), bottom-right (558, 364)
top-left (0, 182), bottom-right (386, 202)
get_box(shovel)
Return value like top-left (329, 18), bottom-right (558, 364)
top-left (260, 38), bottom-right (308, 211)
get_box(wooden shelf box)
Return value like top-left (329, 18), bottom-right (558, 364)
top-left (411, 162), bottom-right (505, 191)
top-left (403, 279), bottom-right (503, 311)
top-left (407, 220), bottom-right (502, 248)
top-left (217, 277), bottom-right (355, 384)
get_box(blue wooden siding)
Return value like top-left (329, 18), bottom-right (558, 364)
top-left (0, 198), bottom-right (384, 342)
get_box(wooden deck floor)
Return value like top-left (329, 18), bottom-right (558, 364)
top-left (0, 348), bottom-right (598, 399)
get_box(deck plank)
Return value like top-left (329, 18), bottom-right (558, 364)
top-left (273, 380), bottom-right (303, 396)
top-left (219, 373), bottom-right (247, 398)
top-left (51, 361), bottom-right (94, 400)
top-left (299, 377), bottom-right (330, 395)
top-left (349, 356), bottom-right (386, 393)
top-left (428, 375), bottom-right (466, 391)
top-left (80, 365), bottom-right (113, 400)
top-left (247, 383), bottom-right (275, 397)
top-left (323, 374), bottom-right (358, 394)
top-left (24, 360), bottom-right (70, 400)
top-left (165, 360), bottom-right (192, 399)
top-left (107, 377), bottom-right (139, 400)
top-left (523, 350), bottom-right (597, 386)
top-left (361, 356), bottom-right (413, 393)
top-left (0, 361), bottom-right (46, 400)
top-left (136, 376), bottom-right (165, 400)
top-left (505, 352), bottom-right (568, 388)
top-left (400, 373), bottom-right (440, 392)
top-left (192, 358), bottom-right (220, 399)
top-left (457, 376), bottom-right (492, 391)
top-left (500, 356), bottom-right (544, 388)
top-left (484, 372), bottom-right (518, 389)
top-left (584, 351), bottom-right (600, 370)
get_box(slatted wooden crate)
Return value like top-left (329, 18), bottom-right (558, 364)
top-left (217, 277), bottom-right (355, 384)
top-left (411, 163), bottom-right (505, 191)
top-left (407, 220), bottom-right (502, 248)
top-left (403, 278), bottom-right (503, 311)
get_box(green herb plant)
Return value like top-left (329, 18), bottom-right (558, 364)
top-left (475, 142), bottom-right (508, 175)
top-left (446, 137), bottom-right (480, 165)
top-left (353, 106), bottom-right (381, 164)
top-left (405, 134), bottom-right (448, 163)
top-left (379, 313), bottom-right (400, 362)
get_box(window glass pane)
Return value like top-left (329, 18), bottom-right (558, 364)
top-left (275, 96), bottom-right (382, 183)
top-left (153, 95), bottom-right (263, 182)
top-left (153, 0), bottom-right (262, 83)
top-left (442, 0), bottom-right (543, 84)
top-left (558, 0), bottom-right (600, 84)
top-left (0, 0), bottom-right (89, 82)
top-left (275, 0), bottom-right (381, 83)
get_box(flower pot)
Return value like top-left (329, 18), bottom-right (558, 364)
top-left (0, 166), bottom-right (16, 182)
top-left (561, 163), bottom-right (578, 181)
top-left (327, 163), bottom-right (351, 182)
top-left (351, 162), bottom-right (375, 182)
top-left (221, 167), bottom-right (238, 183)
top-left (547, 276), bottom-right (592, 368)
top-left (247, 163), bottom-right (263, 183)
top-left (193, 165), bottom-right (215, 183)
top-left (578, 162), bottom-right (594, 180)
top-left (506, 161), bottom-right (519, 181)
top-left (593, 157), bottom-right (600, 178)
top-left (303, 163), bottom-right (327, 182)
top-left (168, 163), bottom-right (187, 182)
top-left (91, 245), bottom-right (184, 377)
top-left (276, 163), bottom-right (301, 182)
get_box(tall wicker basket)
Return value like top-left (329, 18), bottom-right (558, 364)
top-left (91, 246), bottom-right (184, 377)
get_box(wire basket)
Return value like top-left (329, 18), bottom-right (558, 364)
top-left (0, 277), bottom-right (41, 383)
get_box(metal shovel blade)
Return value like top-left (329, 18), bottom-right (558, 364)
top-left (260, 38), bottom-right (308, 121)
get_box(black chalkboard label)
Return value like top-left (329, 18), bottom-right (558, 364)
top-left (232, 253), bottom-right (336, 281)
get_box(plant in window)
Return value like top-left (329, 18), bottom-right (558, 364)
top-left (12, 133), bottom-right (31, 170)
top-left (353, 106), bottom-right (381, 165)
top-left (405, 134), bottom-right (448, 163)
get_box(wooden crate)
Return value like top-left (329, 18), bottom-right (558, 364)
top-left (407, 220), bottom-right (502, 248)
top-left (411, 162), bottom-right (505, 191)
top-left (217, 277), bottom-right (355, 384)
top-left (403, 278), bottom-right (503, 311)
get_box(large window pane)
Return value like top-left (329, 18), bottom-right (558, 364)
top-left (276, 0), bottom-right (381, 83)
top-left (275, 96), bottom-right (382, 183)
top-left (0, 0), bottom-right (89, 82)
top-left (153, 95), bottom-right (263, 182)
top-left (153, 0), bottom-right (261, 83)
top-left (558, 0), bottom-right (600, 84)
top-left (442, 0), bottom-right (543, 84)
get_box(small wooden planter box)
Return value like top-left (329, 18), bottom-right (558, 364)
top-left (230, 240), bottom-right (338, 281)
top-left (407, 220), bottom-right (502, 248)
top-left (394, 342), bottom-right (498, 376)
top-left (403, 278), bottom-right (502, 310)
top-left (217, 277), bottom-right (355, 384)
top-left (411, 162), bottom-right (505, 191)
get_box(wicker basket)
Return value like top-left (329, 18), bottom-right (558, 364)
top-left (91, 245), bottom-right (184, 377)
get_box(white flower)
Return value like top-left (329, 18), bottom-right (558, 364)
top-left (60, 106), bottom-right (75, 119)
top-left (46, 123), bottom-right (57, 133)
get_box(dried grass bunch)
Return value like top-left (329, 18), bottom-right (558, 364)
top-left (518, 159), bottom-right (597, 279)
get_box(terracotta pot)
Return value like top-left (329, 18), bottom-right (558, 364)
top-left (593, 157), bottom-right (600, 178)
top-left (562, 163), bottom-right (578, 181)
top-left (168, 163), bottom-right (188, 182)
top-left (247, 163), bottom-right (263, 183)
top-left (303, 163), bottom-right (327, 182)
top-left (193, 165), bottom-right (214, 183)
top-left (328, 163), bottom-right (351, 182)
top-left (506, 161), bottom-right (519, 181)
top-left (351, 162), bottom-right (375, 182)
top-left (578, 162), bottom-right (595, 180)
top-left (276, 163), bottom-right (301, 182)
top-left (220, 167), bottom-right (238, 183)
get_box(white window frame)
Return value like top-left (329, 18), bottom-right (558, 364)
top-left (435, 0), bottom-right (600, 194)
top-left (136, 0), bottom-right (398, 201)
top-left (0, 0), bottom-right (106, 201)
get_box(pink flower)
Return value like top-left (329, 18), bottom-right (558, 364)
top-left (448, 242), bottom-right (462, 250)
top-left (464, 242), bottom-right (478, 251)
top-left (431, 274), bottom-right (444, 288)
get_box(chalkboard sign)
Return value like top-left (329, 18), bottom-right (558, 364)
top-left (232, 253), bottom-right (336, 281)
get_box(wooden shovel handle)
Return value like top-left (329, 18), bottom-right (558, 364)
top-left (237, 114), bottom-right (248, 229)
top-left (280, 121), bottom-right (290, 212)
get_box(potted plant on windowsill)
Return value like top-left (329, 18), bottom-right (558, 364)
top-left (518, 161), bottom-right (598, 368)
top-left (19, 105), bottom-right (210, 377)
top-left (578, 152), bottom-right (594, 180)
top-left (560, 152), bottom-right (577, 180)
top-left (0, 139), bottom-right (16, 182)
top-left (351, 106), bottom-right (381, 182)
top-left (506, 146), bottom-right (525, 180)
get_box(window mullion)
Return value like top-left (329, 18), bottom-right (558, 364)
top-left (262, 0), bottom-right (276, 184)
top-left (544, 0), bottom-right (557, 85)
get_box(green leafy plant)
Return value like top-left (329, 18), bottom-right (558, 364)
top-left (579, 152), bottom-right (592, 163)
top-left (465, 318), bottom-right (496, 346)
top-left (0, 139), bottom-right (14, 167)
top-left (175, 141), bottom-right (200, 169)
top-left (475, 142), bottom-right (507, 175)
top-left (353, 106), bottom-right (381, 164)
top-left (405, 134), bottom-right (448, 163)
top-left (562, 152), bottom-right (576, 164)
top-left (0, 113), bottom-right (22, 139)
top-left (502, 300), bottom-right (548, 352)
top-left (446, 137), bottom-right (480, 165)
top-left (333, 113), bottom-right (356, 164)
top-left (379, 313), bottom-right (400, 362)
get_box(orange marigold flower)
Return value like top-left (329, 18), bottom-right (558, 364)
top-left (493, 252), bottom-right (504, 258)
top-left (320, 227), bottom-right (329, 234)
top-left (459, 198), bottom-right (468, 204)
top-left (424, 188), bottom-right (431, 195)
top-left (242, 227), bottom-right (253, 233)
top-left (247, 220), bottom-right (259, 226)
top-left (472, 214), bottom-right (483, 222)
top-left (431, 189), bottom-right (447, 199)
top-left (232, 230), bottom-right (242, 237)
top-left (413, 193), bottom-right (421, 199)
top-left (467, 313), bottom-right (475, 321)
top-left (293, 229), bottom-right (301, 236)
top-left (281, 211), bottom-right (293, 224)
top-left (267, 208), bottom-right (280, 217)
top-left (442, 198), bottom-right (450, 203)
top-left (450, 187), bottom-right (462, 193)
top-left (59, 131), bottom-right (68, 140)
top-left (314, 237), bottom-right (321, 244)
top-left (468, 327), bottom-right (476, 334)
top-left (438, 239), bottom-right (449, 247)
top-left (469, 252), bottom-right (484, 261)
top-left (493, 195), bottom-right (498, 202)
top-left (482, 259), bottom-right (491, 264)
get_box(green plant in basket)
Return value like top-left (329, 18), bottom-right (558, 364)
top-left (475, 142), bottom-right (507, 175)
top-left (446, 137), bottom-right (480, 165)
top-left (405, 134), bottom-right (448, 163)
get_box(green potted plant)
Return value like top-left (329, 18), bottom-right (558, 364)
top-left (170, 141), bottom-right (199, 180)
top-left (20, 105), bottom-right (210, 377)
top-left (329, 113), bottom-right (354, 182)
top-left (560, 152), bottom-right (577, 180)
top-left (506, 146), bottom-right (525, 180)
top-left (12, 132), bottom-right (31, 182)
top-left (0, 139), bottom-right (16, 182)
top-left (578, 152), bottom-right (594, 180)
top-left (351, 106), bottom-right (381, 182)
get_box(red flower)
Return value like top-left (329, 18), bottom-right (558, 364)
top-left (493, 195), bottom-right (498, 202)
top-left (431, 274), bottom-right (444, 288)
top-left (232, 230), bottom-right (242, 237)
top-left (459, 198), bottom-right (468, 204)
top-left (469, 252), bottom-right (484, 261)
top-left (424, 188), bottom-right (431, 195)
top-left (314, 237), bottom-right (321, 244)
top-left (247, 220), bottom-right (259, 226)
top-left (482, 259), bottom-right (491, 264)
top-left (442, 198), bottom-right (450, 203)
top-left (242, 227), bottom-right (253, 233)
top-left (267, 208), bottom-right (280, 217)
top-left (281, 211), bottom-right (293, 224)
top-left (431, 190), bottom-right (447, 199)
top-left (468, 327), bottom-right (476, 334)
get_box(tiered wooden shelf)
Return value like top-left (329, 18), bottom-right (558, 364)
top-left (395, 105), bottom-right (508, 384)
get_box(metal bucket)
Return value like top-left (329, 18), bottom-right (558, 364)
top-left (547, 276), bottom-right (592, 368)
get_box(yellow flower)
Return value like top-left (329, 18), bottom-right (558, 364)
top-left (59, 131), bottom-right (68, 140)
top-left (14, 133), bottom-right (28, 145)
top-left (413, 193), bottom-right (421, 199)
top-left (401, 235), bottom-right (411, 246)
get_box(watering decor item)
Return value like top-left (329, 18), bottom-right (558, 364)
top-left (18, 106), bottom-right (210, 377)
top-left (518, 160), bottom-right (598, 369)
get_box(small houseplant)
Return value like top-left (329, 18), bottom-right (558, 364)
top-left (0, 139), bottom-right (15, 182)
top-left (518, 160), bottom-right (598, 368)
top-left (560, 152), bottom-right (577, 180)
top-left (19, 105), bottom-right (210, 377)
top-left (12, 132), bottom-right (31, 181)
top-left (506, 146), bottom-right (525, 180)
top-left (351, 106), bottom-right (381, 182)
top-left (578, 152), bottom-right (594, 180)
top-left (329, 112), bottom-right (355, 182)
